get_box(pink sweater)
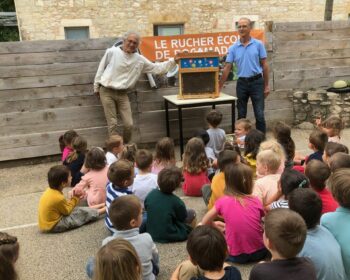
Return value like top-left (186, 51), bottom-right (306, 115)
top-left (215, 195), bottom-right (265, 256)
top-left (72, 165), bottom-right (108, 206)
top-left (253, 174), bottom-right (281, 206)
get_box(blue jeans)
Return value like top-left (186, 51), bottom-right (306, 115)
top-left (236, 77), bottom-right (266, 133)
top-left (86, 257), bottom-right (94, 279)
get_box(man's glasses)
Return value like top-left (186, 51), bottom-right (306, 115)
top-left (237, 25), bottom-right (249, 29)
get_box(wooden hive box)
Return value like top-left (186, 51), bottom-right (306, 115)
top-left (177, 51), bottom-right (220, 99)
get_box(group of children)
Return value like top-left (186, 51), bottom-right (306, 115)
top-left (2, 111), bottom-right (350, 280)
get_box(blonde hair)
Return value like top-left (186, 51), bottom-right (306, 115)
top-left (236, 118), bottom-right (252, 132)
top-left (257, 149), bottom-right (282, 174)
top-left (259, 140), bottom-right (285, 164)
top-left (183, 138), bottom-right (209, 174)
top-left (93, 239), bottom-right (141, 280)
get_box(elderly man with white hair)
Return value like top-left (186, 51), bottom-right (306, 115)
top-left (94, 31), bottom-right (177, 143)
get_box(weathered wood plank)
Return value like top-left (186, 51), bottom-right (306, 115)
top-left (0, 126), bottom-right (108, 151)
top-left (0, 49), bottom-right (105, 66)
top-left (0, 127), bottom-right (109, 161)
top-left (274, 76), bottom-right (350, 90)
top-left (275, 66), bottom-right (350, 81)
top-left (273, 29), bottom-right (350, 41)
top-left (138, 95), bottom-right (291, 112)
top-left (273, 21), bottom-right (350, 32)
top-left (273, 57), bottom-right (350, 71)
top-left (0, 62), bottom-right (99, 78)
top-left (274, 39), bottom-right (350, 53)
top-left (0, 73), bottom-right (94, 90)
top-left (0, 38), bottom-right (116, 54)
top-left (138, 107), bottom-right (293, 143)
top-left (0, 106), bottom-right (107, 136)
top-left (273, 48), bottom-right (350, 61)
top-left (0, 84), bottom-right (92, 102)
top-left (0, 95), bottom-right (100, 114)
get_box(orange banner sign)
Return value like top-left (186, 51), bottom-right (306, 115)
top-left (139, 30), bottom-right (265, 61)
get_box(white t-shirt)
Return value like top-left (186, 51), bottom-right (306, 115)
top-left (132, 173), bottom-right (158, 207)
top-left (205, 146), bottom-right (216, 161)
top-left (106, 151), bottom-right (118, 165)
top-left (207, 128), bottom-right (226, 157)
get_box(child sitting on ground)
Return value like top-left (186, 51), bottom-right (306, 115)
top-left (145, 167), bottom-right (196, 243)
top-left (120, 143), bottom-right (139, 176)
top-left (243, 129), bottom-right (266, 175)
top-left (321, 168), bottom-right (350, 279)
top-left (305, 160), bottom-right (338, 214)
top-left (0, 232), bottom-right (19, 280)
top-left (105, 159), bottom-right (134, 233)
top-left (249, 208), bottom-right (316, 280)
top-left (206, 110), bottom-right (226, 157)
top-left (132, 149), bottom-right (158, 207)
top-left (204, 150), bottom-right (240, 209)
top-left (289, 188), bottom-right (346, 280)
top-left (234, 118), bottom-right (252, 150)
top-left (322, 142), bottom-right (349, 165)
top-left (93, 239), bottom-right (142, 280)
top-left (264, 169), bottom-right (309, 211)
top-left (151, 137), bottom-right (176, 174)
top-left (316, 115), bottom-right (344, 143)
top-left (258, 140), bottom-right (286, 177)
top-left (71, 147), bottom-right (108, 210)
top-left (182, 137), bottom-right (210, 197)
top-left (63, 135), bottom-right (87, 187)
top-left (329, 152), bottom-right (350, 172)
top-left (195, 129), bottom-right (217, 174)
top-left (273, 121), bottom-right (295, 169)
top-left (38, 165), bottom-right (102, 233)
top-left (86, 195), bottom-right (159, 280)
top-left (253, 149), bottom-right (282, 206)
top-left (105, 134), bottom-right (124, 165)
top-left (294, 130), bottom-right (328, 173)
top-left (306, 130), bottom-right (328, 164)
top-left (201, 163), bottom-right (267, 264)
top-left (59, 129), bottom-right (78, 162)
top-left (170, 225), bottom-right (242, 280)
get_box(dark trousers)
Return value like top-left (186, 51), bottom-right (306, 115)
top-left (227, 247), bottom-right (268, 264)
top-left (236, 77), bottom-right (266, 133)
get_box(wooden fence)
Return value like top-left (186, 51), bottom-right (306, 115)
top-left (272, 21), bottom-right (350, 90)
top-left (0, 20), bottom-right (349, 161)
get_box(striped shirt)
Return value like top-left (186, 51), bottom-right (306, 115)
top-left (271, 199), bottom-right (289, 209)
top-left (105, 182), bottom-right (133, 232)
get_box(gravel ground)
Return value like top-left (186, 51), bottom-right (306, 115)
top-left (1, 128), bottom-right (349, 280)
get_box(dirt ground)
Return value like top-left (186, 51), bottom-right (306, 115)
top-left (1, 128), bottom-right (349, 280)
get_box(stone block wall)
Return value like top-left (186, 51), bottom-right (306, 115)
top-left (14, 0), bottom-right (350, 40)
top-left (292, 89), bottom-right (350, 127)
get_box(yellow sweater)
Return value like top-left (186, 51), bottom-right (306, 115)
top-left (38, 188), bottom-right (79, 231)
top-left (244, 154), bottom-right (257, 178)
top-left (208, 172), bottom-right (225, 210)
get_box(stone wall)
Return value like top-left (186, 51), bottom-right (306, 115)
top-left (14, 0), bottom-right (350, 40)
top-left (292, 89), bottom-right (350, 128)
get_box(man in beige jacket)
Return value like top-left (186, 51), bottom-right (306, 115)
top-left (94, 31), bottom-right (177, 143)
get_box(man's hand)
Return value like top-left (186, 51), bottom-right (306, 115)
top-left (219, 63), bottom-right (232, 93)
top-left (264, 85), bottom-right (270, 98)
top-left (94, 91), bottom-right (100, 99)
